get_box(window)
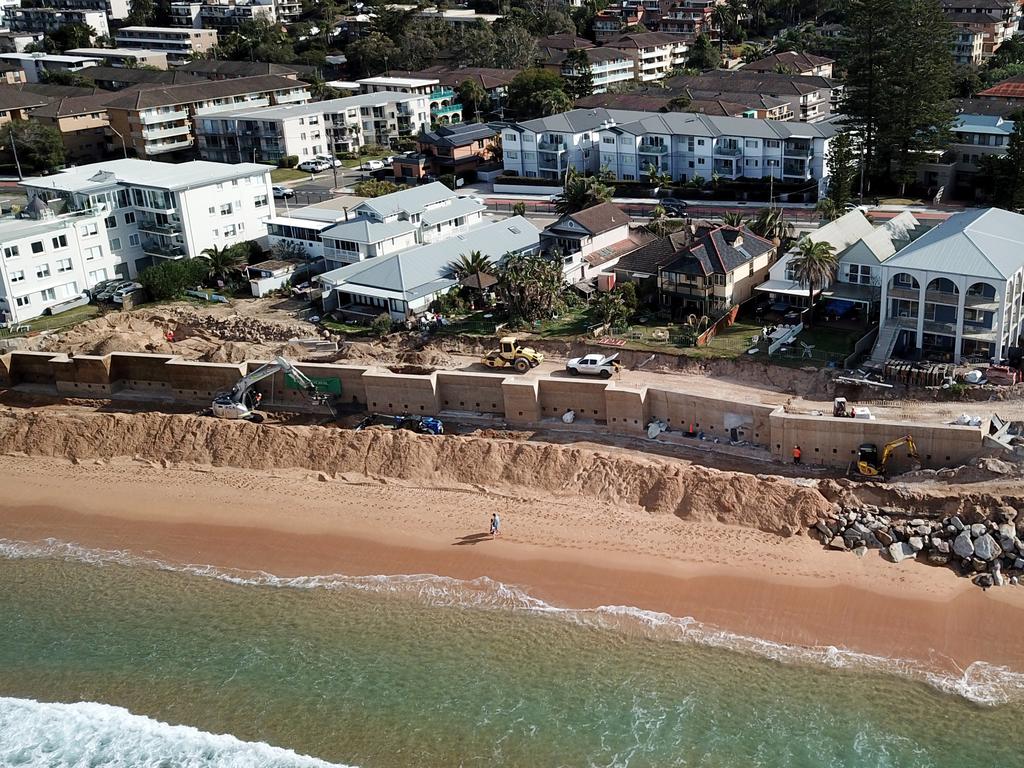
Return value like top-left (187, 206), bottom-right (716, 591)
top-left (619, 136), bottom-right (632, 145)
top-left (506, 150), bottom-right (519, 160)
top-left (208, 206), bottom-right (216, 214)
top-left (40, 287), bottom-right (56, 301)
top-left (602, 137), bottom-right (614, 144)
top-left (697, 139), bottom-right (705, 146)
top-left (51, 235), bottom-right (67, 249)
top-left (223, 224), bottom-right (237, 237)
top-left (105, 215), bottom-right (117, 229)
top-left (31, 241), bottom-right (43, 254)
top-left (84, 246), bottom-right (102, 261)
top-left (219, 203), bottom-right (233, 216)
top-left (81, 223), bottom-right (99, 236)
top-left (88, 269), bottom-right (107, 284)
top-left (111, 237), bottom-right (122, 251)
top-left (254, 195), bottom-right (268, 208)
top-left (894, 273), bottom-right (915, 287)
top-left (57, 281), bottom-right (77, 298)
top-left (36, 263), bottom-right (50, 278)
top-left (10, 270), bottom-right (24, 283)
top-left (3, 245), bottom-right (18, 259)
top-left (57, 258), bottom-right (73, 273)
top-left (766, 140), bottom-right (780, 148)
top-left (745, 140), bottom-right (758, 148)
top-left (122, 212), bottom-right (135, 225)
top-left (848, 264), bottom-right (872, 285)
top-left (128, 234), bottom-right (140, 247)
top-left (14, 295), bottom-right (30, 308)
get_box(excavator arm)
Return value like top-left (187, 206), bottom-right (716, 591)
top-left (878, 435), bottom-right (919, 467)
top-left (213, 356), bottom-right (333, 420)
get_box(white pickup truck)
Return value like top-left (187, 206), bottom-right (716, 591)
top-left (565, 352), bottom-right (621, 379)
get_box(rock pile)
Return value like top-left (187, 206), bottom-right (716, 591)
top-left (815, 505), bottom-right (1024, 588)
top-left (167, 311), bottom-right (315, 345)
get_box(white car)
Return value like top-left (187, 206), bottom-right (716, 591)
top-left (297, 159), bottom-right (329, 172)
top-left (314, 155), bottom-right (343, 168)
top-left (111, 282), bottom-right (144, 304)
top-left (359, 159), bottom-right (385, 171)
top-left (273, 185), bottom-right (295, 199)
top-left (566, 352), bottom-right (621, 379)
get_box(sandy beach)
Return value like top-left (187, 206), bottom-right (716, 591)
top-left (1, 453), bottom-right (1022, 676)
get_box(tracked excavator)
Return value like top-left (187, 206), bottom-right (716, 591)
top-left (854, 434), bottom-right (920, 479)
top-left (210, 356), bottom-right (334, 421)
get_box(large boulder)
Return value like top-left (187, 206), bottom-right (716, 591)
top-left (953, 531), bottom-right (975, 559)
top-left (889, 541), bottom-right (917, 563)
top-left (974, 533), bottom-right (1002, 562)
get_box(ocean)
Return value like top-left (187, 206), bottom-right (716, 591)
top-left (1, 538), bottom-right (1022, 768)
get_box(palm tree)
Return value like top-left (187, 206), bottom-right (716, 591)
top-left (721, 211), bottom-right (747, 227)
top-left (645, 163), bottom-right (672, 190)
top-left (711, 5), bottom-right (733, 53)
top-left (449, 250), bottom-right (491, 279)
top-left (539, 89), bottom-right (573, 117)
top-left (648, 205), bottom-right (672, 237)
top-left (554, 169), bottom-right (613, 214)
top-left (741, 42), bottom-right (768, 63)
top-left (458, 78), bottom-right (488, 121)
top-left (789, 238), bottom-right (838, 327)
top-left (200, 244), bottom-right (244, 284)
top-left (815, 197), bottom-right (840, 221)
top-left (750, 207), bottom-right (793, 247)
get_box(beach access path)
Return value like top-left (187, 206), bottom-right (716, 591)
top-left (1, 454), bottom-right (1022, 677)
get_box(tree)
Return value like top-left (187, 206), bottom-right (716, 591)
top-left (721, 211), bottom-right (747, 227)
top-left (647, 205), bottom-right (672, 236)
top-left (496, 252), bottom-right (565, 325)
top-left (789, 238), bottom-right (838, 326)
top-left (394, 31), bottom-right (438, 71)
top-left (593, 290), bottom-right (630, 327)
top-left (750, 207), bottom-right (793, 246)
top-left (438, 174), bottom-right (457, 191)
top-left (451, 21), bottom-right (497, 67)
top-left (354, 179), bottom-right (401, 198)
top-left (554, 169), bottom-right (613, 214)
top-left (645, 163), bottom-right (671, 193)
top-left (842, 0), bottom-right (954, 193)
top-left (688, 33), bottom-right (721, 71)
top-left (512, 201), bottom-right (527, 216)
top-left (814, 198), bottom-right (840, 221)
top-left (344, 32), bottom-right (398, 77)
top-left (507, 69), bottom-right (569, 119)
top-left (271, 239), bottom-right (309, 263)
top-left (825, 130), bottom-right (858, 210)
top-left (200, 244), bottom-right (245, 283)
top-left (711, 4), bottom-right (733, 54)
top-left (562, 49), bottom-right (594, 101)
top-left (138, 259), bottom-right (209, 301)
top-left (458, 78), bottom-right (488, 121)
top-left (492, 21), bottom-right (540, 69)
top-left (371, 312), bottom-right (393, 338)
top-left (665, 94), bottom-right (692, 112)
top-left (979, 121), bottom-right (1024, 211)
top-left (7, 121), bottom-right (65, 174)
top-left (538, 89), bottom-right (574, 116)
top-left (126, 0), bottom-right (155, 25)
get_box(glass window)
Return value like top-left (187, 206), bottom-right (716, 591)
top-left (128, 234), bottom-right (140, 247)
top-left (84, 246), bottom-right (102, 261)
top-left (40, 287), bottom-right (56, 301)
top-left (51, 235), bottom-right (67, 249)
top-left (31, 241), bottom-right (43, 254)
top-left (36, 263), bottom-right (50, 278)
top-left (10, 270), bottom-right (24, 282)
top-left (111, 237), bottom-right (122, 251)
top-left (81, 222), bottom-right (99, 236)
top-left (14, 295), bottom-right (30, 307)
top-left (105, 216), bottom-right (116, 229)
top-left (123, 212), bottom-right (135, 225)
top-left (4, 245), bottom-right (19, 258)
top-left (57, 258), bottom-right (73, 272)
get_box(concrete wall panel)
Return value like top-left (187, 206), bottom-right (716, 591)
top-left (502, 378), bottom-right (539, 425)
top-left (537, 378), bottom-right (608, 422)
top-left (56, 355), bottom-right (112, 396)
top-left (362, 371), bottom-right (438, 415)
top-left (605, 386), bottom-right (647, 435)
top-left (109, 352), bottom-right (178, 394)
top-left (167, 359), bottom-right (246, 403)
top-left (436, 372), bottom-right (505, 414)
top-left (7, 351), bottom-right (63, 388)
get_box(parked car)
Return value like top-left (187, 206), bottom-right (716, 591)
top-left (314, 155), bottom-right (343, 168)
top-left (112, 282), bottom-right (144, 304)
top-left (359, 159), bottom-right (385, 171)
top-left (272, 185), bottom-right (295, 199)
top-left (657, 198), bottom-right (688, 216)
top-left (565, 352), bottom-right (621, 379)
top-left (87, 278), bottom-right (121, 299)
top-left (94, 279), bottom-right (135, 302)
top-left (297, 159), bottom-right (329, 172)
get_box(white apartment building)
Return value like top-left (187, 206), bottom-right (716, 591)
top-left (195, 92), bottom-right (431, 163)
top-left (6, 7), bottom-right (109, 37)
top-left (502, 109), bottom-right (835, 195)
top-left (0, 198), bottom-right (115, 324)
top-left (20, 160), bottom-right (274, 280)
top-left (357, 76), bottom-right (463, 125)
top-left (0, 52), bottom-right (99, 84)
top-left (558, 47), bottom-right (636, 94)
top-left (607, 32), bottom-right (688, 83)
top-left (168, 0), bottom-right (278, 31)
top-left (114, 26), bottom-right (218, 64)
top-left (65, 47), bottom-right (169, 69)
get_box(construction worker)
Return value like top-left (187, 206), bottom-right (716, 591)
top-left (792, 445), bottom-right (802, 465)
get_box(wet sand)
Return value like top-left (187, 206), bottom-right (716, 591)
top-left (1, 455), bottom-right (1022, 675)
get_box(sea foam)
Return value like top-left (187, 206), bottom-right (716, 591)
top-left (0, 696), bottom-right (355, 768)
top-left (3, 536), bottom-right (1024, 707)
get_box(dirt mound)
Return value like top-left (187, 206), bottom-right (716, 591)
top-left (0, 409), bottom-right (832, 536)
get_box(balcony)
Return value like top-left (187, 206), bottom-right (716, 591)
top-left (275, 90), bottom-right (311, 105)
top-left (638, 143), bottom-right (668, 154)
top-left (142, 241), bottom-right (186, 259)
top-left (783, 145), bottom-right (814, 159)
top-left (433, 104), bottom-right (462, 116)
top-left (137, 218), bottom-right (182, 236)
top-left (140, 108), bottom-right (188, 124)
top-left (714, 145), bottom-right (742, 156)
top-left (196, 98), bottom-right (270, 115)
top-left (964, 293), bottom-right (1000, 310)
top-left (429, 87), bottom-right (456, 102)
top-left (142, 123), bottom-right (190, 140)
top-left (888, 286), bottom-right (919, 300)
top-left (538, 141), bottom-right (566, 152)
top-left (782, 162), bottom-right (810, 178)
top-left (146, 137), bottom-right (194, 156)
top-left (962, 325), bottom-right (998, 341)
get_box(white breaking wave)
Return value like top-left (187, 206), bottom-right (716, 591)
top-left (4, 537), bottom-right (1024, 707)
top-left (0, 696), bottom-right (355, 768)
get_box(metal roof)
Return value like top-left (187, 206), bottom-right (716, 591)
top-left (352, 182), bottom-right (457, 219)
top-left (320, 217), bottom-right (416, 244)
top-left (22, 159), bottom-right (269, 193)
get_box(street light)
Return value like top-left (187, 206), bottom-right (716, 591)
top-left (108, 124), bottom-right (128, 159)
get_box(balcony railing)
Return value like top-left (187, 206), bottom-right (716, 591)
top-left (137, 218), bottom-right (182, 236)
top-left (140, 109), bottom-right (188, 125)
top-left (142, 124), bottom-right (190, 140)
top-left (714, 145), bottom-right (742, 156)
top-left (888, 286), bottom-right (919, 300)
top-left (433, 104), bottom-right (462, 116)
top-left (964, 293), bottom-right (1000, 309)
top-left (429, 87), bottom-right (456, 101)
top-left (784, 146), bottom-right (814, 158)
top-left (537, 141), bottom-right (566, 152)
top-left (638, 143), bottom-right (668, 154)
top-left (142, 241), bottom-right (186, 259)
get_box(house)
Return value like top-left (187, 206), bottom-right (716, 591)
top-left (173, 60), bottom-right (309, 82)
top-left (317, 216), bottom-right (539, 322)
top-left (114, 27), bottom-right (218, 65)
top-left (0, 197), bottom-right (112, 324)
top-left (757, 210), bottom-right (926, 319)
top-left (918, 113), bottom-right (1016, 199)
top-left (977, 74), bottom-right (1024, 103)
top-left (357, 76), bottom-right (463, 125)
top-left (658, 225), bottom-right (777, 315)
top-left (391, 66), bottom-right (519, 109)
top-left (104, 75), bottom-right (311, 159)
top-left (320, 182), bottom-right (486, 270)
top-left (613, 229), bottom-right (694, 294)
top-left (195, 92), bottom-right (430, 163)
top-left (21, 159), bottom-right (274, 279)
top-left (392, 122), bottom-right (498, 184)
top-left (743, 51), bottom-right (835, 78)
top-left (871, 207), bottom-right (1024, 364)
top-left (540, 202), bottom-right (656, 285)
top-left (246, 259), bottom-right (311, 298)
top-left (606, 32), bottom-right (689, 82)
top-left (65, 48), bottom-right (169, 70)
top-left (501, 108), bottom-right (836, 197)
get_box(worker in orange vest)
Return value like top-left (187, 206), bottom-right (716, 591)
top-left (792, 445), bottom-right (802, 465)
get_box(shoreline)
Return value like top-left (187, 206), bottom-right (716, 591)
top-left (2, 455), bottom-right (1023, 679)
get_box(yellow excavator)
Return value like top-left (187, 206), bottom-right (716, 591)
top-left (855, 435), bottom-right (920, 478)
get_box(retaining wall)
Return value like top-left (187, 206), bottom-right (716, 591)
top-left (0, 350), bottom-right (986, 470)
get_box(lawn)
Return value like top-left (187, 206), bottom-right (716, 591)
top-left (341, 153), bottom-right (391, 169)
top-left (271, 168), bottom-right (308, 183)
top-left (6, 304), bottom-right (100, 337)
top-left (320, 318), bottom-right (374, 337)
top-left (681, 319), bottom-right (764, 359)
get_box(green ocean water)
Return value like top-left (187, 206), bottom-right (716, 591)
top-left (1, 543), bottom-right (1023, 768)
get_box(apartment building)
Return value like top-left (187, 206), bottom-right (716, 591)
top-left (105, 75), bottom-right (311, 159)
top-left (0, 53), bottom-right (99, 84)
top-left (31, 91), bottom-right (119, 164)
top-left (952, 27), bottom-right (986, 66)
top-left (942, 0), bottom-right (1022, 59)
top-left (874, 207), bottom-right (1024, 364)
top-left (666, 71), bottom-right (841, 122)
top-left (21, 159), bottom-right (274, 280)
top-left (174, 60), bottom-right (306, 81)
top-left (554, 47), bottom-right (637, 93)
top-left (65, 48), bottom-right (169, 70)
top-left (196, 91), bottom-right (430, 163)
top-left (655, 0), bottom-right (719, 39)
top-left (501, 108), bottom-right (835, 196)
top-left (79, 66), bottom-right (202, 91)
top-left (743, 51), bottom-right (835, 78)
top-left (607, 32), bottom-right (688, 82)
top-left (918, 113), bottom-right (1016, 199)
top-left (358, 76), bottom-right (463, 125)
top-left (391, 66), bottom-right (518, 107)
top-left (6, 7), bottom-right (109, 38)
top-left (0, 197), bottom-right (113, 324)
top-left (576, 90), bottom-right (789, 118)
top-left (0, 88), bottom-right (46, 129)
top-left (115, 27), bottom-right (218, 65)
top-left (168, 0), bottom-right (277, 31)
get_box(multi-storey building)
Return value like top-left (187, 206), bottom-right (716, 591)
top-left (941, 0), bottom-right (1022, 59)
top-left (21, 159), bottom-right (275, 280)
top-left (79, 65), bottom-right (203, 91)
top-left (31, 90), bottom-right (120, 164)
top-left (65, 48), bottom-right (169, 70)
top-left (501, 108), bottom-right (835, 196)
top-left (6, 7), bottom-right (109, 38)
top-left (606, 32), bottom-right (688, 82)
top-left (173, 60), bottom-right (306, 81)
top-left (554, 47), bottom-right (637, 93)
top-left (114, 27), bottom-right (218, 65)
top-left (743, 51), bottom-right (835, 78)
top-left (357, 76), bottom-right (463, 125)
top-left (656, 0), bottom-right (718, 40)
top-left (195, 92), bottom-right (430, 163)
top-left (105, 75), bottom-right (310, 159)
top-left (0, 53), bottom-right (99, 84)
top-left (666, 71), bottom-right (841, 123)
top-left (167, 0), bottom-right (277, 31)
top-left (951, 27), bottom-right (986, 66)
top-left (0, 197), bottom-right (114, 324)
top-left (392, 122), bottom-right (499, 184)
top-left (917, 113), bottom-right (1016, 199)
top-left (0, 88), bottom-right (47, 129)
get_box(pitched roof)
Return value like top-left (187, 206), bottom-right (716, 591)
top-left (173, 60), bottom-right (304, 79)
top-left (415, 66), bottom-right (520, 90)
top-left (666, 70), bottom-right (837, 97)
top-left (952, 97), bottom-right (1021, 118)
top-left (608, 32), bottom-right (683, 49)
top-left (550, 46), bottom-right (636, 66)
top-left (352, 182), bottom-right (458, 219)
top-left (614, 230), bottom-right (693, 276)
top-left (320, 217), bottom-right (417, 244)
top-left (883, 207), bottom-right (1024, 280)
top-left (977, 74), bottom-right (1024, 101)
top-left (665, 226), bottom-right (775, 276)
top-left (536, 34), bottom-right (595, 50)
top-left (0, 86), bottom-right (50, 112)
top-left (81, 66), bottom-right (203, 88)
top-left (14, 82), bottom-right (97, 98)
top-left (105, 75), bottom-right (307, 110)
top-left (551, 202), bottom-right (630, 236)
top-left (743, 51), bottom-right (834, 73)
top-left (417, 121), bottom-right (497, 148)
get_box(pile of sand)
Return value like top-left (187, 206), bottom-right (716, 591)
top-left (0, 409), bottom-right (832, 536)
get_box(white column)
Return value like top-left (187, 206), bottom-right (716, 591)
top-left (953, 275), bottom-right (967, 364)
top-left (915, 273), bottom-right (926, 352)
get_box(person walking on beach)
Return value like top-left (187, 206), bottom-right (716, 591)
top-left (792, 445), bottom-right (802, 465)
top-left (490, 513), bottom-right (501, 537)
